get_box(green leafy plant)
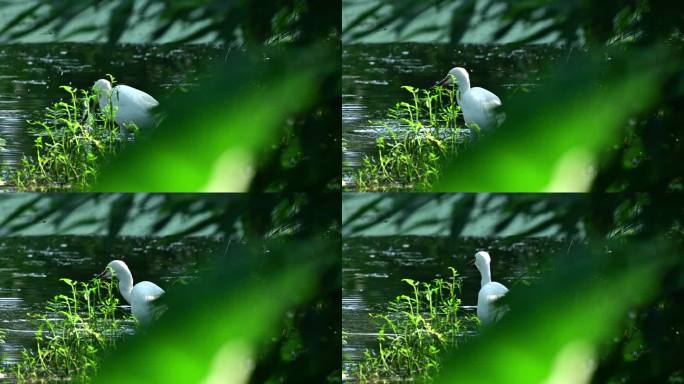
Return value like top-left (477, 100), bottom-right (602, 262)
top-left (12, 76), bottom-right (132, 191)
top-left (357, 267), bottom-right (475, 382)
top-left (13, 277), bottom-right (133, 383)
top-left (353, 85), bottom-right (471, 191)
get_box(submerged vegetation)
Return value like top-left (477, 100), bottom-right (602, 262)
top-left (11, 76), bottom-right (132, 191)
top-left (13, 277), bottom-right (133, 383)
top-left (356, 268), bottom-right (474, 382)
top-left (353, 85), bottom-right (472, 191)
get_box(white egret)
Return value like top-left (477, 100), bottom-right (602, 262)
top-left (473, 251), bottom-right (508, 325)
top-left (92, 79), bottom-right (159, 133)
top-left (99, 260), bottom-right (165, 325)
top-left (437, 67), bottom-right (502, 132)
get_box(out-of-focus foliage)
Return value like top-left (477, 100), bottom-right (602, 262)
top-left (0, 0), bottom-right (336, 45)
top-left (437, 48), bottom-right (670, 192)
top-left (344, 193), bottom-right (684, 382)
top-left (344, 0), bottom-right (683, 192)
top-left (93, 46), bottom-right (329, 192)
top-left (0, 193), bottom-right (341, 383)
top-left (96, 239), bottom-right (337, 383)
top-left (435, 240), bottom-right (675, 384)
top-left (0, 0), bottom-right (341, 191)
top-left (344, 0), bottom-right (682, 46)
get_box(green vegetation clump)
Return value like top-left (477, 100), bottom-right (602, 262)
top-left (12, 76), bottom-right (132, 191)
top-left (354, 85), bottom-right (472, 191)
top-left (13, 277), bottom-right (133, 383)
top-left (356, 268), bottom-right (475, 382)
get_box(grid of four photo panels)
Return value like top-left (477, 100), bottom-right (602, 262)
top-left (0, 1), bottom-right (681, 383)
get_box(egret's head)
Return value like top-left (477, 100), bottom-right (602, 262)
top-left (99, 259), bottom-right (128, 279)
top-left (92, 79), bottom-right (112, 96)
top-left (474, 251), bottom-right (491, 272)
top-left (437, 67), bottom-right (470, 87)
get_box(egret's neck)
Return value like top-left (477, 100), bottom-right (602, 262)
top-left (116, 271), bottom-right (133, 304)
top-left (479, 264), bottom-right (492, 287)
top-left (454, 74), bottom-right (469, 107)
top-left (456, 75), bottom-right (470, 93)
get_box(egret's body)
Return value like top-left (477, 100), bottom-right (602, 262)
top-left (101, 260), bottom-right (165, 325)
top-left (92, 79), bottom-right (158, 131)
top-left (473, 251), bottom-right (508, 325)
top-left (438, 67), bottom-right (502, 132)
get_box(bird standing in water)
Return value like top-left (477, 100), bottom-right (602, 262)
top-left (92, 78), bottom-right (159, 134)
top-left (99, 259), bottom-right (165, 326)
top-left (472, 251), bottom-right (509, 325)
top-left (437, 67), bottom-right (503, 132)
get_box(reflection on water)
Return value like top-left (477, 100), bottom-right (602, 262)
top-left (0, 236), bottom-right (219, 367)
top-left (342, 235), bottom-right (565, 376)
top-left (342, 43), bottom-right (562, 189)
top-left (0, 43), bottom-right (221, 185)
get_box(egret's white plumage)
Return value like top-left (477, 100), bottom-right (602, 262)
top-left (438, 67), bottom-right (502, 132)
top-left (101, 260), bottom-right (165, 325)
top-left (473, 251), bottom-right (508, 325)
top-left (92, 79), bottom-right (158, 132)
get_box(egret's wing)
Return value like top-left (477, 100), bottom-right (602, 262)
top-left (114, 85), bottom-right (159, 110)
top-left (133, 281), bottom-right (167, 322)
top-left (487, 282), bottom-right (509, 322)
top-left (110, 85), bottom-right (158, 129)
top-left (466, 87), bottom-right (503, 131)
top-left (149, 292), bottom-right (168, 320)
top-left (470, 87), bottom-right (502, 111)
top-left (136, 281), bottom-right (165, 302)
top-left (135, 91), bottom-right (160, 109)
top-left (487, 282), bottom-right (509, 298)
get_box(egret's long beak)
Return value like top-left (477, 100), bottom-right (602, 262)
top-left (95, 268), bottom-right (111, 279)
top-left (468, 258), bottom-right (475, 265)
top-left (436, 73), bottom-right (459, 88)
top-left (435, 75), bottom-right (450, 87)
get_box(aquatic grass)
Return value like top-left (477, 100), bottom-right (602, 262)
top-left (11, 75), bottom-right (133, 191)
top-left (353, 85), bottom-right (474, 192)
top-left (12, 277), bottom-right (133, 383)
top-left (356, 267), bottom-right (476, 383)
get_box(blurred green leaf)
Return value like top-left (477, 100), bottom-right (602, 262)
top-left (94, 240), bottom-right (332, 383)
top-left (106, 193), bottom-right (134, 239)
top-left (93, 47), bottom-right (330, 192)
top-left (436, 49), bottom-right (667, 192)
top-left (435, 242), bottom-right (671, 384)
top-left (107, 0), bottom-right (134, 44)
top-left (0, 3), bottom-right (43, 37)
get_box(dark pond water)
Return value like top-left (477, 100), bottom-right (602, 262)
top-left (0, 43), bottom-right (221, 187)
top-left (342, 235), bottom-right (566, 379)
top-left (0, 235), bottom-right (221, 370)
top-left (342, 43), bottom-right (564, 190)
